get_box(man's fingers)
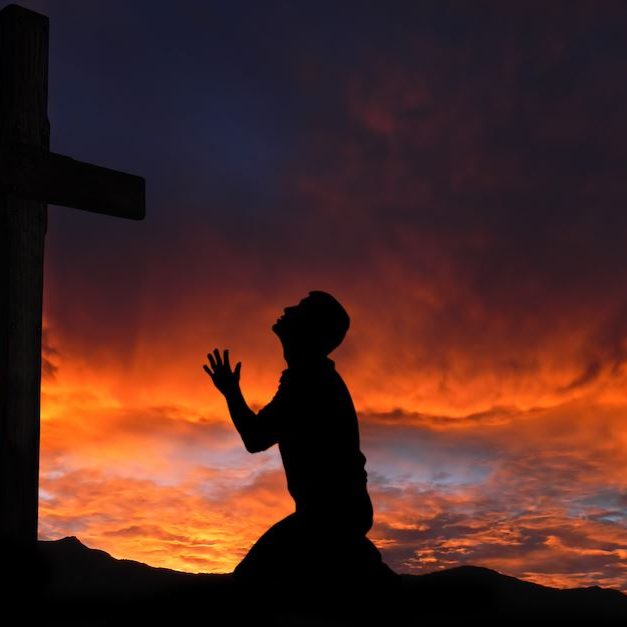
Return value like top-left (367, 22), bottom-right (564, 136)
top-left (207, 353), bottom-right (217, 370)
top-left (234, 362), bottom-right (241, 379)
top-left (213, 348), bottom-right (223, 367)
top-left (203, 364), bottom-right (216, 383)
top-left (224, 349), bottom-right (231, 370)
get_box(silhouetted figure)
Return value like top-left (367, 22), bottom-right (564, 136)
top-left (204, 291), bottom-right (394, 596)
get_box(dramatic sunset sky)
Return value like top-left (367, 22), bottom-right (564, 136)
top-left (22, 0), bottom-right (627, 590)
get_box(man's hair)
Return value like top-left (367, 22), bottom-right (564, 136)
top-left (304, 290), bottom-right (350, 355)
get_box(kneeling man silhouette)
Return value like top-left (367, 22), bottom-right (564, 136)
top-left (204, 291), bottom-right (394, 589)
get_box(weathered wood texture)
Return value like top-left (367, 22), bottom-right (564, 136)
top-left (0, 146), bottom-right (146, 219)
top-left (0, 4), bottom-right (49, 544)
top-left (0, 4), bottom-right (145, 546)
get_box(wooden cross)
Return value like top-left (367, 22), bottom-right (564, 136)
top-left (0, 4), bottom-right (145, 546)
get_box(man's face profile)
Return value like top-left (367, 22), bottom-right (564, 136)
top-left (272, 297), bottom-right (312, 341)
top-left (272, 292), bottom-right (350, 358)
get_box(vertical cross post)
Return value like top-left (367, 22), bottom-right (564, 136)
top-left (0, 4), bottom-right (144, 548)
top-left (0, 5), bottom-right (49, 545)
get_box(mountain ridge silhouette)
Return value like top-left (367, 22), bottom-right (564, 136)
top-left (34, 536), bottom-right (627, 626)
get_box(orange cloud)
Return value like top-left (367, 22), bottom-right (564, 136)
top-left (40, 466), bottom-right (292, 574)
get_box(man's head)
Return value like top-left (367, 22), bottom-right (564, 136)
top-left (272, 291), bottom-right (350, 357)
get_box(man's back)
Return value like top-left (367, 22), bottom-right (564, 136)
top-left (258, 358), bottom-right (372, 533)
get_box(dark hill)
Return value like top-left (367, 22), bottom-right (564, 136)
top-left (27, 537), bottom-right (627, 626)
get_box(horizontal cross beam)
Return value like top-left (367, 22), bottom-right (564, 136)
top-left (0, 143), bottom-right (145, 220)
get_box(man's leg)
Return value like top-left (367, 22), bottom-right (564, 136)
top-left (233, 512), bottom-right (302, 582)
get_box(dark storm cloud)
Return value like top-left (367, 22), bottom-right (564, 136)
top-left (39, 1), bottom-right (627, 380)
top-left (287, 4), bottom-right (627, 278)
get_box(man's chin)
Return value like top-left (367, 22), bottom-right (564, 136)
top-left (273, 322), bottom-right (290, 344)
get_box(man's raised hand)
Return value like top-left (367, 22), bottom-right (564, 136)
top-left (203, 348), bottom-right (242, 397)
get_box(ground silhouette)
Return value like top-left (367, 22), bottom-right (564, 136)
top-left (204, 291), bottom-right (395, 590)
top-left (34, 537), bottom-right (627, 626)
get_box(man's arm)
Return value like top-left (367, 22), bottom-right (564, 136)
top-left (203, 348), bottom-right (278, 453)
